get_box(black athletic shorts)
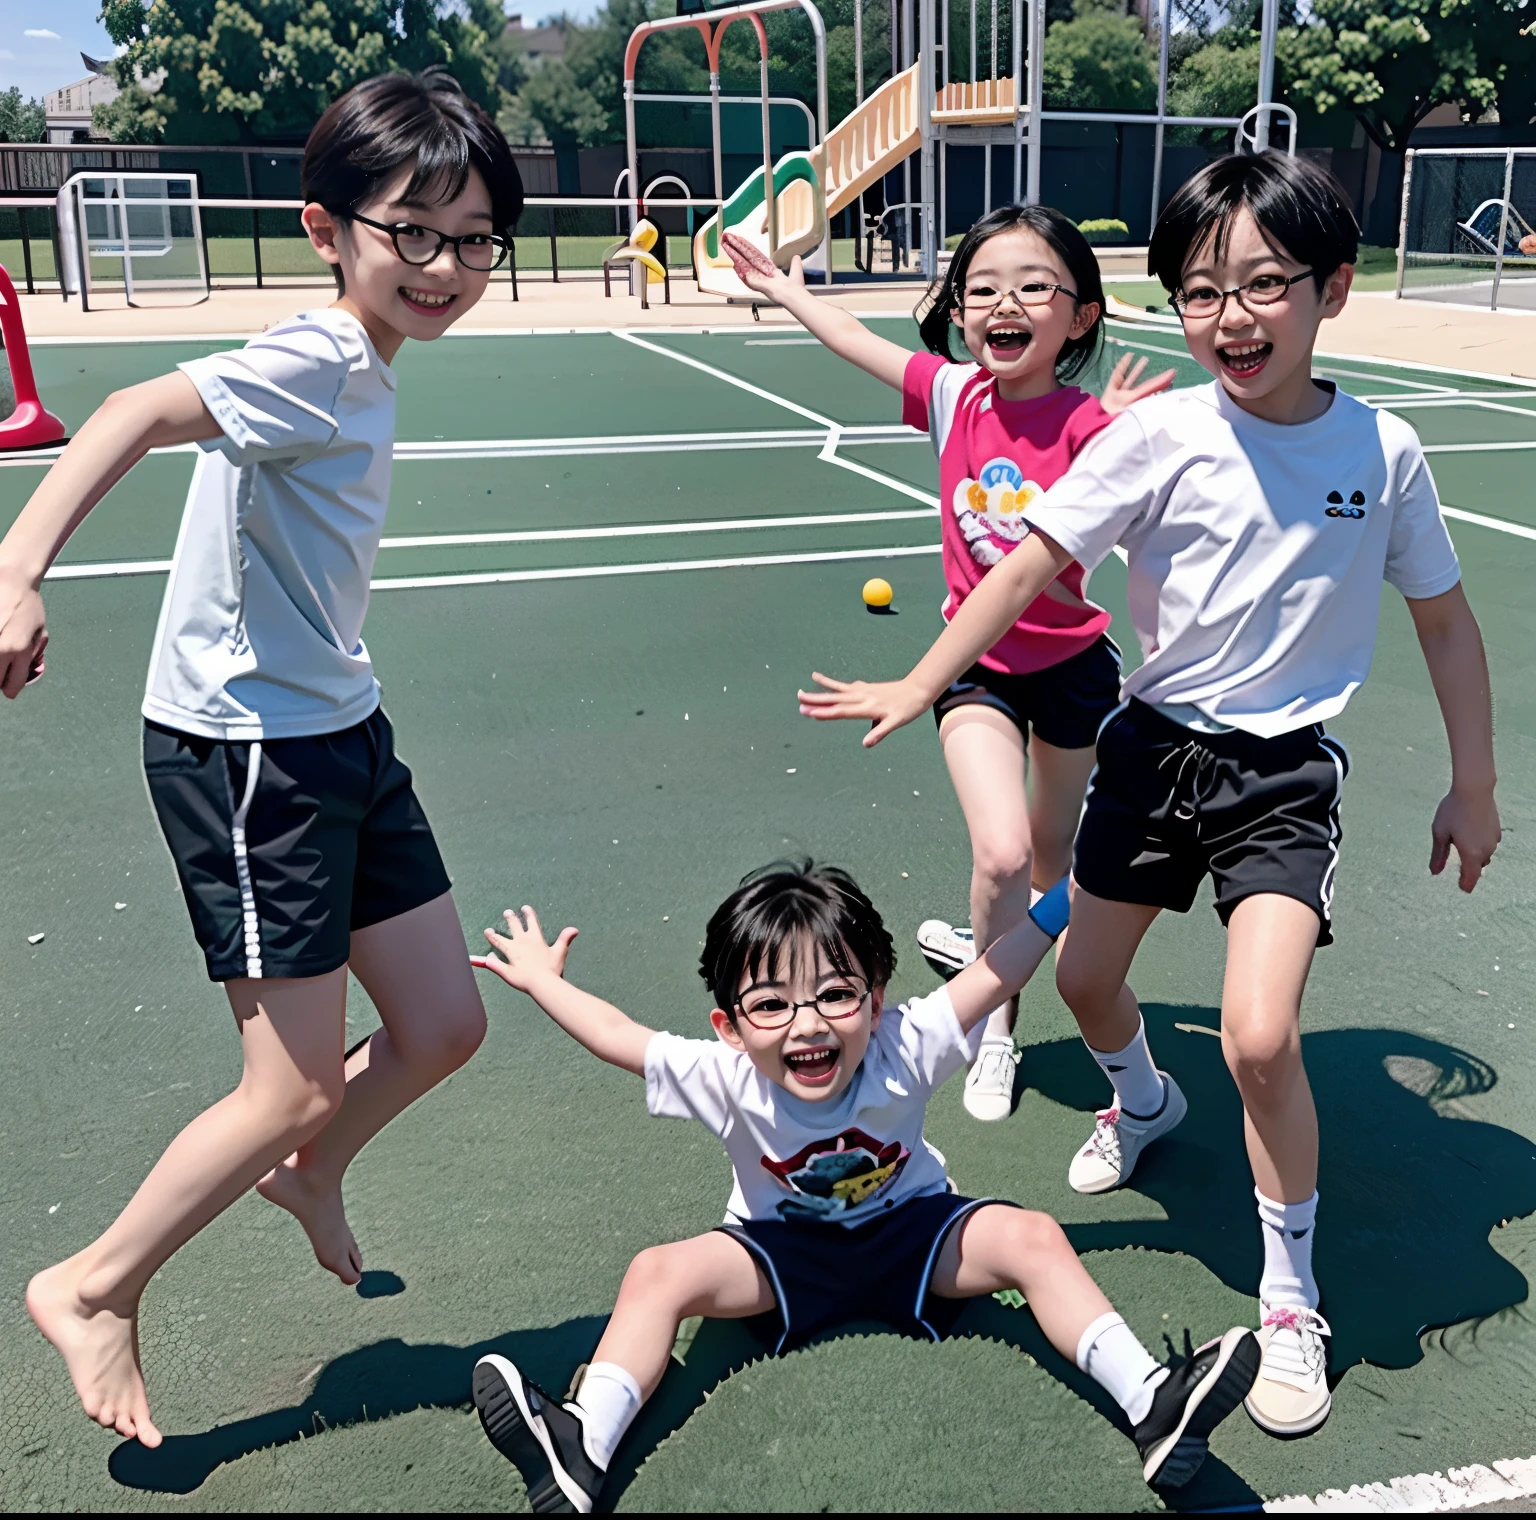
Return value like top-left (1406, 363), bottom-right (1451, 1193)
top-left (143, 707), bottom-right (452, 982)
top-left (1073, 699), bottom-right (1349, 946)
top-left (719, 1192), bottom-right (1006, 1355)
top-left (932, 634), bottom-right (1122, 751)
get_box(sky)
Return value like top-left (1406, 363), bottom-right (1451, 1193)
top-left (0, 0), bottom-right (604, 105)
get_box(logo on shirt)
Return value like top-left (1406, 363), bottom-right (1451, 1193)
top-left (952, 457), bottom-right (1045, 568)
top-left (1326, 489), bottom-right (1367, 520)
top-left (760, 1127), bottom-right (912, 1221)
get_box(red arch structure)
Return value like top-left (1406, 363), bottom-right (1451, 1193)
top-left (0, 263), bottom-right (66, 452)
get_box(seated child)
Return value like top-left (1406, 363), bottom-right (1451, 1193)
top-left (468, 864), bottom-right (1260, 1512)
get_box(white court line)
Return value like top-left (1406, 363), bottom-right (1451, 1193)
top-left (369, 543), bottom-right (940, 592)
top-left (612, 329), bottom-right (835, 426)
top-left (1424, 440), bottom-right (1536, 454)
top-left (1266, 1452), bottom-right (1536, 1512)
top-left (1441, 504), bottom-right (1536, 541)
top-left (744, 338), bottom-right (822, 345)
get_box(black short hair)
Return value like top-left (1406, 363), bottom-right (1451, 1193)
top-left (1149, 150), bottom-right (1359, 295)
top-left (302, 68), bottom-right (524, 290)
top-left (699, 860), bottom-right (896, 1016)
top-left (915, 204), bottom-right (1105, 382)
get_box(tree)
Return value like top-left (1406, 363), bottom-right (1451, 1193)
top-left (1488, 4), bottom-right (1536, 127)
top-left (1042, 0), bottom-right (1157, 112)
top-left (1168, 39), bottom-right (1261, 121)
top-left (96, 0), bottom-right (506, 144)
top-left (0, 87), bottom-right (47, 143)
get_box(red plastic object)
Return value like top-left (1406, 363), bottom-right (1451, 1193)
top-left (0, 263), bottom-right (67, 451)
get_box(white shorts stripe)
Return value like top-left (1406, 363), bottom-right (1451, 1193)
top-left (230, 743), bottom-right (264, 980)
top-left (1315, 734), bottom-right (1348, 921)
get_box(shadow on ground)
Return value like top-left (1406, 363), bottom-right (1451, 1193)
top-left (109, 1006), bottom-right (1536, 1510)
top-left (1034, 1005), bottom-right (1536, 1372)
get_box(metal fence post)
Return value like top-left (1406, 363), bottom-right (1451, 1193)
top-left (550, 208), bottom-right (560, 281)
top-left (1394, 149), bottom-right (1413, 300)
top-left (252, 207), bottom-right (263, 288)
top-left (1491, 148), bottom-right (1514, 311)
top-left (17, 206), bottom-right (35, 294)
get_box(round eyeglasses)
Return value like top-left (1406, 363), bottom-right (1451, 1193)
top-left (960, 281), bottom-right (1079, 310)
top-left (1170, 269), bottom-right (1314, 320)
top-left (734, 979), bottom-right (870, 1032)
top-left (350, 212), bottom-right (511, 272)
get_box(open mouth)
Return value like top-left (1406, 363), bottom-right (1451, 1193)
top-left (1217, 340), bottom-right (1271, 379)
top-left (783, 1046), bottom-right (840, 1085)
top-left (985, 325), bottom-right (1032, 358)
top-left (400, 286), bottom-right (457, 316)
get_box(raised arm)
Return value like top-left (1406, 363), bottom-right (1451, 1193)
top-left (799, 527), bottom-right (1074, 746)
top-left (474, 906), bottom-right (656, 1075)
top-left (942, 877), bottom-right (1071, 1035)
top-left (0, 371), bottom-right (219, 698)
top-left (722, 233), bottom-right (912, 391)
top-left (1405, 583), bottom-right (1501, 890)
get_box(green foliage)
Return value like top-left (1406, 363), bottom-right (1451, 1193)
top-left (1042, 0), bottom-right (1157, 112)
top-left (1286, 0), bottom-right (1498, 147)
top-left (97, 0), bottom-right (505, 144)
top-left (0, 87), bottom-right (46, 143)
top-left (1078, 216), bottom-right (1129, 242)
top-left (1168, 39), bottom-right (1261, 120)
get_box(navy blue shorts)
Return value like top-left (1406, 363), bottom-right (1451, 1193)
top-left (719, 1193), bottom-right (1006, 1354)
top-left (932, 634), bottom-right (1122, 751)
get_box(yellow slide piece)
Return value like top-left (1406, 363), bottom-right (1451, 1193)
top-left (610, 248), bottom-right (667, 284)
top-left (694, 61), bottom-right (922, 299)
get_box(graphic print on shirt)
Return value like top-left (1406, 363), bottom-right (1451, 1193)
top-left (1325, 489), bottom-right (1367, 520)
top-left (953, 457), bottom-right (1045, 568)
top-left (760, 1127), bottom-right (912, 1221)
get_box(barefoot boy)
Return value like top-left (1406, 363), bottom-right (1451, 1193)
top-left (799, 152), bottom-right (1500, 1437)
top-left (470, 865), bottom-right (1259, 1511)
top-left (1, 71), bottom-right (522, 1445)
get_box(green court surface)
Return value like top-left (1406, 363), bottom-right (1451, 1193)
top-left (4, 317), bottom-right (1536, 1513)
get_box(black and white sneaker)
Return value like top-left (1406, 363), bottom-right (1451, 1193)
top-left (916, 919), bottom-right (976, 980)
top-left (1132, 1326), bottom-right (1261, 1489)
top-left (473, 1353), bottom-right (605, 1513)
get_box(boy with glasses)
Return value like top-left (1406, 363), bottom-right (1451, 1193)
top-left (798, 151), bottom-right (1501, 1437)
top-left (3, 70), bottom-right (520, 1447)
top-left (470, 865), bottom-right (1260, 1512)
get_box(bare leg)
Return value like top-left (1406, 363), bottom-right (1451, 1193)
top-left (589, 1233), bottom-right (775, 1400)
top-left (940, 707), bottom-right (1034, 1040)
top-left (258, 891), bottom-right (486, 1283)
top-left (27, 973), bottom-right (348, 1446)
top-left (1220, 895), bottom-right (1319, 1203)
top-left (1024, 735), bottom-right (1098, 891)
top-left (930, 1204), bottom-right (1114, 1358)
top-left (1054, 886), bottom-right (1161, 1055)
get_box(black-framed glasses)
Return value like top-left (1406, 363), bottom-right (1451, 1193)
top-left (350, 212), bottom-right (511, 271)
top-left (1170, 269), bottom-right (1314, 319)
top-left (961, 281), bottom-right (1079, 310)
top-left (733, 979), bottom-right (870, 1032)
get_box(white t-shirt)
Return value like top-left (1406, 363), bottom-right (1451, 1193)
top-left (644, 988), bottom-right (975, 1228)
top-left (142, 309), bottom-right (397, 741)
top-left (1022, 382), bottom-right (1462, 738)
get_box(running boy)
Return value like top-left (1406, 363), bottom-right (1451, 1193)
top-left (0, 71), bottom-right (522, 1446)
top-left (798, 152), bottom-right (1501, 1437)
top-left (723, 212), bottom-right (1170, 1123)
top-left (470, 866), bottom-right (1259, 1511)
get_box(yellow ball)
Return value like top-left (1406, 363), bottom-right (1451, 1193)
top-left (862, 577), bottom-right (894, 608)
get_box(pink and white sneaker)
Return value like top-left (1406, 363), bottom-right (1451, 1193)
top-left (1066, 1072), bottom-right (1187, 1194)
top-left (1244, 1305), bottom-right (1332, 1436)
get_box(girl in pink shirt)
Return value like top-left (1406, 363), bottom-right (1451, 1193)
top-left (725, 208), bottom-right (1170, 1121)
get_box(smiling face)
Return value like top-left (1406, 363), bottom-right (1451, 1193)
top-left (950, 226), bottom-right (1099, 402)
top-left (1176, 206), bottom-right (1353, 425)
top-left (710, 935), bottom-right (884, 1103)
top-left (302, 164), bottom-right (496, 363)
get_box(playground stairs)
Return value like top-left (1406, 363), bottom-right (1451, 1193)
top-left (693, 60), bottom-right (923, 298)
top-left (932, 76), bottom-right (1019, 126)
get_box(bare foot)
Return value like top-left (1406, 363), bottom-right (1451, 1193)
top-left (27, 1258), bottom-right (163, 1447)
top-left (256, 1157), bottom-right (362, 1285)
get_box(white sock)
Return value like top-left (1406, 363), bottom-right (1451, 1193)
top-left (1086, 1017), bottom-right (1164, 1118)
top-left (1076, 1311), bottom-right (1168, 1426)
top-left (1256, 1188), bottom-right (1319, 1310)
top-left (976, 889), bottom-right (1044, 1046)
top-left (570, 1361), bottom-right (642, 1470)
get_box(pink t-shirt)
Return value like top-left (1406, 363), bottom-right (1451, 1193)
top-left (902, 351), bottom-right (1114, 676)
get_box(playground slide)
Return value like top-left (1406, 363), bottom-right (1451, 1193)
top-left (693, 61), bottom-right (922, 298)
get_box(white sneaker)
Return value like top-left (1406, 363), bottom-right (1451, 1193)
top-left (963, 1039), bottom-right (1020, 1121)
top-left (1066, 1072), bottom-right (1187, 1194)
top-left (1244, 1306), bottom-right (1332, 1436)
top-left (917, 919), bottom-right (975, 980)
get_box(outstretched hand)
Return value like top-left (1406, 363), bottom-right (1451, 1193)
top-left (1100, 352), bottom-right (1176, 415)
top-left (798, 672), bottom-right (931, 748)
top-left (722, 231), bottom-right (803, 298)
top-left (1429, 787), bottom-right (1501, 892)
top-left (0, 576), bottom-right (47, 699)
top-left (473, 906), bottom-right (579, 991)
